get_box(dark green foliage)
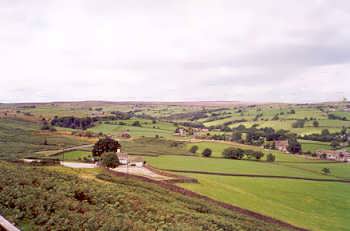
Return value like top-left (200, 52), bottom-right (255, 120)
top-left (92, 137), bottom-right (121, 157)
top-left (51, 116), bottom-right (97, 130)
top-left (328, 114), bottom-right (347, 121)
top-left (190, 145), bottom-right (199, 154)
top-left (287, 138), bottom-right (302, 154)
top-left (0, 162), bottom-right (288, 231)
top-left (330, 140), bottom-right (340, 150)
top-left (292, 120), bottom-right (305, 128)
top-left (132, 121), bottom-right (142, 127)
top-left (202, 148), bottom-right (212, 157)
top-left (222, 147), bottom-right (245, 159)
top-left (266, 153), bottom-right (276, 162)
top-left (321, 168), bottom-right (331, 175)
top-left (313, 120), bottom-right (319, 127)
top-left (101, 152), bottom-right (119, 168)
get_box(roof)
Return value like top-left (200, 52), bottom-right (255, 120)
top-left (116, 152), bottom-right (128, 160)
top-left (275, 140), bottom-right (288, 146)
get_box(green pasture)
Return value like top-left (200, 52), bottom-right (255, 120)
top-left (179, 174), bottom-right (350, 231)
top-left (55, 150), bottom-right (92, 161)
top-left (145, 155), bottom-right (334, 179)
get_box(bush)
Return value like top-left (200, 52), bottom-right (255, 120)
top-left (190, 145), bottom-right (199, 154)
top-left (132, 121), bottom-right (142, 127)
top-left (222, 147), bottom-right (244, 159)
top-left (202, 148), bottom-right (212, 157)
top-left (266, 153), bottom-right (276, 162)
top-left (101, 152), bottom-right (119, 168)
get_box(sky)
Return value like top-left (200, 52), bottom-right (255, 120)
top-left (1, 0), bottom-right (350, 103)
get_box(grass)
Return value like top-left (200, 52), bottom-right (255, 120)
top-left (88, 119), bottom-right (176, 138)
top-left (299, 140), bottom-right (332, 153)
top-left (144, 155), bottom-right (335, 179)
top-left (179, 174), bottom-right (350, 231)
top-left (121, 137), bottom-right (191, 156)
top-left (55, 150), bottom-right (92, 161)
top-left (186, 141), bottom-right (232, 157)
top-left (0, 118), bottom-right (88, 159)
top-left (0, 161), bottom-right (292, 231)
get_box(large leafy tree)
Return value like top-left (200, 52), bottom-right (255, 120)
top-left (92, 137), bottom-right (121, 157)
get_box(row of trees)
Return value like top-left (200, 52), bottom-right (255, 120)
top-left (189, 145), bottom-right (276, 161)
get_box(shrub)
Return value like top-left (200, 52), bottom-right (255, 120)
top-left (202, 148), bottom-right (212, 157)
top-left (190, 145), bottom-right (199, 154)
top-left (222, 147), bottom-right (244, 159)
top-left (101, 152), bottom-right (119, 168)
top-left (266, 153), bottom-right (276, 162)
top-left (132, 121), bottom-right (142, 127)
top-left (321, 168), bottom-right (331, 175)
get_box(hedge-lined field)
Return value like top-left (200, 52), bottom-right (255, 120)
top-left (0, 162), bottom-right (294, 231)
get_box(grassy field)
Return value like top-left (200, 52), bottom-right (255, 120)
top-left (55, 150), bottom-right (92, 161)
top-left (179, 174), bottom-right (350, 231)
top-left (186, 141), bottom-right (232, 157)
top-left (299, 140), bottom-right (332, 153)
top-left (88, 118), bottom-right (176, 138)
top-left (121, 138), bottom-right (191, 156)
top-left (145, 155), bottom-right (336, 179)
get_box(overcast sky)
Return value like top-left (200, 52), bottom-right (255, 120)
top-left (1, 0), bottom-right (350, 103)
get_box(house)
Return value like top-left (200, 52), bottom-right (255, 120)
top-left (175, 128), bottom-right (187, 136)
top-left (116, 152), bottom-right (128, 165)
top-left (275, 140), bottom-right (289, 152)
top-left (116, 151), bottom-right (144, 167)
top-left (129, 156), bottom-right (145, 167)
top-left (316, 150), bottom-right (350, 162)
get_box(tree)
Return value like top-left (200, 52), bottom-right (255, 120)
top-left (101, 152), bottom-right (119, 168)
top-left (231, 132), bottom-right (242, 142)
top-left (92, 137), bottom-right (121, 157)
top-left (292, 120), bottom-right (305, 128)
top-left (313, 120), bottom-right (319, 127)
top-left (202, 148), bottom-right (212, 157)
top-left (287, 138), bottom-right (302, 154)
top-left (321, 129), bottom-right (330, 136)
top-left (330, 140), bottom-right (340, 150)
top-left (222, 147), bottom-right (244, 159)
top-left (321, 168), bottom-right (331, 175)
top-left (266, 153), bottom-right (276, 162)
top-left (190, 145), bottom-right (199, 154)
top-left (132, 121), bottom-right (142, 127)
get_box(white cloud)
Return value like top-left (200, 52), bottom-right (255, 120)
top-left (1, 0), bottom-right (350, 103)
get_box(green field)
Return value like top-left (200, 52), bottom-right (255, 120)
top-left (55, 150), bottom-right (92, 161)
top-left (179, 174), bottom-right (350, 231)
top-left (299, 140), bottom-right (332, 153)
top-left (145, 155), bottom-right (336, 179)
top-left (88, 118), bottom-right (176, 138)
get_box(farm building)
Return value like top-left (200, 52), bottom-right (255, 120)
top-left (275, 140), bottom-right (289, 152)
top-left (116, 151), bottom-right (144, 167)
top-left (316, 150), bottom-right (350, 162)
